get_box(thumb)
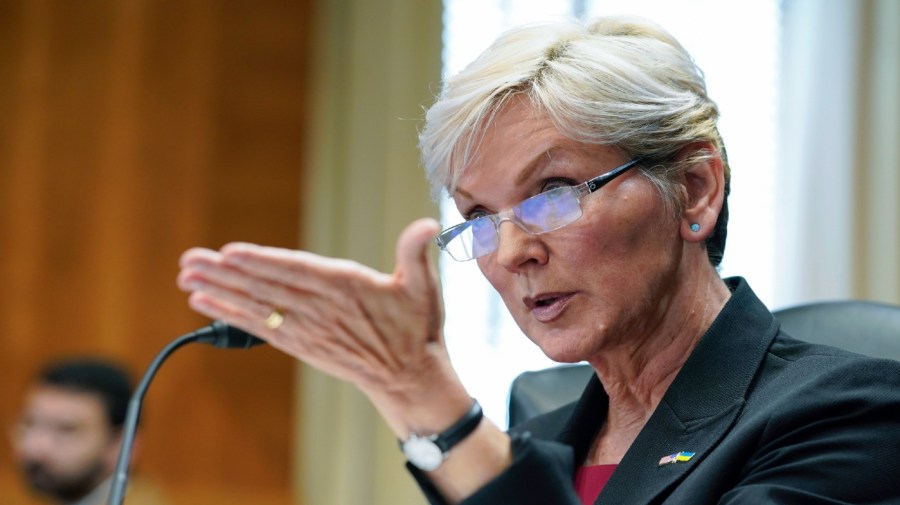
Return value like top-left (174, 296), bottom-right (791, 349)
top-left (394, 217), bottom-right (441, 294)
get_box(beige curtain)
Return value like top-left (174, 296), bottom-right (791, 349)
top-left (296, 1), bottom-right (442, 504)
top-left (776, 0), bottom-right (900, 307)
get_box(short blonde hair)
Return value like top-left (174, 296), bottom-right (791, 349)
top-left (419, 15), bottom-right (731, 265)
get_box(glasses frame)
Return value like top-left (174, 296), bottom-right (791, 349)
top-left (437, 157), bottom-right (645, 261)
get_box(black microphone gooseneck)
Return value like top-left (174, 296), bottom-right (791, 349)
top-left (107, 321), bottom-right (264, 505)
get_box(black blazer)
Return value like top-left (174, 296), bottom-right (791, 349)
top-left (412, 278), bottom-right (900, 504)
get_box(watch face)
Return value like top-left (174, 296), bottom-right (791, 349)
top-left (402, 436), bottom-right (445, 471)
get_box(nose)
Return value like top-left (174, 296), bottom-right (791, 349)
top-left (14, 428), bottom-right (54, 460)
top-left (493, 218), bottom-right (548, 271)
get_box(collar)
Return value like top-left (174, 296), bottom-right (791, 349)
top-left (557, 277), bottom-right (778, 503)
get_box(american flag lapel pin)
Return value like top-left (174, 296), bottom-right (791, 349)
top-left (658, 451), bottom-right (696, 466)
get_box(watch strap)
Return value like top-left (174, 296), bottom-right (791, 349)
top-left (432, 399), bottom-right (483, 453)
top-left (400, 398), bottom-right (483, 453)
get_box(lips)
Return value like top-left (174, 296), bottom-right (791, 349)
top-left (524, 292), bottom-right (575, 322)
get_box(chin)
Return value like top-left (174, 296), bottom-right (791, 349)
top-left (522, 319), bottom-right (592, 360)
top-left (543, 349), bottom-right (589, 364)
top-left (532, 335), bottom-right (591, 364)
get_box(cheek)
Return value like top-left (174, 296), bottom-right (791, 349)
top-left (476, 259), bottom-right (529, 328)
top-left (579, 191), bottom-right (678, 260)
top-left (477, 258), bottom-right (508, 296)
top-left (60, 436), bottom-right (110, 470)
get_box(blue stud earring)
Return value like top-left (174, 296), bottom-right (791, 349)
top-left (690, 223), bottom-right (701, 232)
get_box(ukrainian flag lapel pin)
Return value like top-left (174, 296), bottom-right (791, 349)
top-left (658, 451), bottom-right (695, 466)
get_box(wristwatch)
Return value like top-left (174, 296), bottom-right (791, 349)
top-left (400, 399), bottom-right (483, 471)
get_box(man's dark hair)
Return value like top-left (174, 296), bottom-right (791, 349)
top-left (38, 358), bottom-right (134, 429)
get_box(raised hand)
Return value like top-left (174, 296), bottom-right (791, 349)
top-left (176, 218), bottom-right (464, 415)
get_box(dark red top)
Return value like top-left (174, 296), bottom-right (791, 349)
top-left (574, 464), bottom-right (617, 505)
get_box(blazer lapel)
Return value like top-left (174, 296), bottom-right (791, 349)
top-left (600, 397), bottom-right (745, 504)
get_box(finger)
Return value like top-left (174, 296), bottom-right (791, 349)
top-left (182, 265), bottom-right (324, 333)
top-left (394, 217), bottom-right (441, 294)
top-left (198, 281), bottom-right (273, 318)
top-left (189, 284), bottom-right (387, 381)
top-left (218, 243), bottom-right (383, 296)
top-left (182, 244), bottom-right (400, 351)
top-left (187, 290), bottom-right (294, 348)
top-left (393, 218), bottom-right (444, 341)
top-left (179, 247), bottom-right (221, 268)
top-left (177, 248), bottom-right (227, 292)
top-left (179, 252), bottom-right (291, 329)
top-left (180, 253), bottom-right (320, 308)
top-left (187, 290), bottom-right (255, 326)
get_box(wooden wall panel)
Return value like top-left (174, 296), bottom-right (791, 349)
top-left (0, 1), bottom-right (312, 504)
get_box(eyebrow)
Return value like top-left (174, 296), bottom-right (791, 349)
top-left (455, 148), bottom-right (556, 201)
top-left (514, 149), bottom-right (554, 186)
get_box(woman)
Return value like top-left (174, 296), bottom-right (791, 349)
top-left (177, 16), bottom-right (900, 504)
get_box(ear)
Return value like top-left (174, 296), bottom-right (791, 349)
top-left (676, 142), bottom-right (725, 243)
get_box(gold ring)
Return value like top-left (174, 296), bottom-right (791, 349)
top-left (263, 308), bottom-right (285, 330)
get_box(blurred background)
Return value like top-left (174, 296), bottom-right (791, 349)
top-left (0, 1), bottom-right (312, 503)
top-left (0, 1), bottom-right (896, 505)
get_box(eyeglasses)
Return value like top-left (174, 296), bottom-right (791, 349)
top-left (436, 157), bottom-right (644, 262)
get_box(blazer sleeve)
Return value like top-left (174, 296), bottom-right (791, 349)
top-left (409, 432), bottom-right (581, 505)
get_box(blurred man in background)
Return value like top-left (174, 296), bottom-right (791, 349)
top-left (11, 358), bottom-right (170, 505)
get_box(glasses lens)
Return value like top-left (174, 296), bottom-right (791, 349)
top-left (438, 186), bottom-right (585, 261)
top-left (438, 217), bottom-right (498, 261)
top-left (438, 223), bottom-right (472, 261)
top-left (514, 187), bottom-right (583, 233)
top-left (470, 217), bottom-right (497, 258)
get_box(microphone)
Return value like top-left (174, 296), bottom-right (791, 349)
top-left (187, 320), bottom-right (266, 349)
top-left (108, 321), bottom-right (265, 505)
